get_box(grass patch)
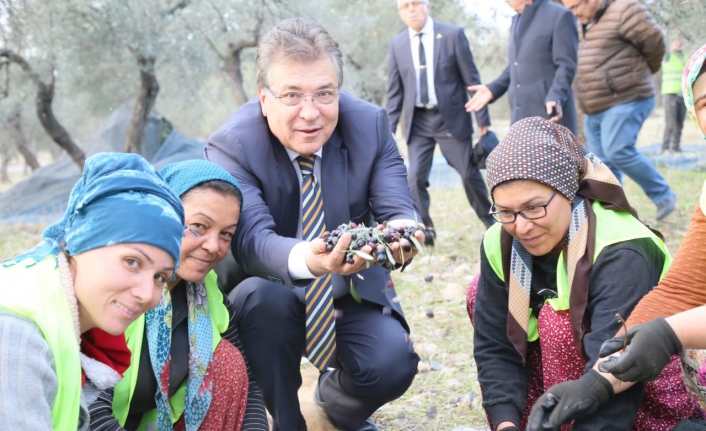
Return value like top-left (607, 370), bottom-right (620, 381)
top-left (0, 224), bottom-right (46, 261)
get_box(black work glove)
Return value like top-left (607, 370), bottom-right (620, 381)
top-left (598, 316), bottom-right (682, 382)
top-left (527, 369), bottom-right (615, 430)
top-left (498, 427), bottom-right (519, 431)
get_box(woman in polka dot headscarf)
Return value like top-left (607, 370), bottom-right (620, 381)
top-left (557, 44), bottom-right (706, 431)
top-left (466, 117), bottom-right (701, 431)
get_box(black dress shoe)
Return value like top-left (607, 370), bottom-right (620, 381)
top-left (424, 227), bottom-right (436, 246)
top-left (351, 418), bottom-right (380, 431)
top-left (314, 372), bottom-right (379, 431)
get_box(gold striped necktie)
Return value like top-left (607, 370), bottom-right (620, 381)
top-left (297, 155), bottom-right (337, 371)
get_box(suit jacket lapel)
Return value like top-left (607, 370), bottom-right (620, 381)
top-left (397, 34), bottom-right (415, 83)
top-left (270, 131), bottom-right (300, 238)
top-left (516, 0), bottom-right (542, 51)
top-left (511, 15), bottom-right (519, 58)
top-left (433, 22), bottom-right (442, 76)
top-left (321, 128), bottom-right (349, 228)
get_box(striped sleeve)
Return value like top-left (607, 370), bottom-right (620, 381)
top-left (222, 298), bottom-right (270, 431)
top-left (87, 387), bottom-right (125, 431)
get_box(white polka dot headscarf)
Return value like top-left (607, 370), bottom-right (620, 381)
top-left (486, 117), bottom-right (588, 202)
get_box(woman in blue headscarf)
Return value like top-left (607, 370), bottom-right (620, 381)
top-left (0, 152), bottom-right (185, 431)
top-left (89, 159), bottom-right (268, 431)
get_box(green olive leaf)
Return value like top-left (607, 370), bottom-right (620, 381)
top-left (409, 235), bottom-right (424, 252)
top-left (354, 250), bottom-right (374, 261)
top-left (385, 246), bottom-right (395, 264)
top-left (349, 280), bottom-right (362, 303)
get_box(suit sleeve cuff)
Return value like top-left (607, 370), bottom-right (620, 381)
top-left (288, 241), bottom-right (319, 281)
top-left (487, 404), bottom-right (521, 430)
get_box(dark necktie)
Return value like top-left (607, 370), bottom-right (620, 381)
top-left (417, 33), bottom-right (430, 106)
top-left (297, 155), bottom-right (337, 371)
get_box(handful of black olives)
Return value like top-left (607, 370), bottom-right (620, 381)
top-left (321, 222), bottom-right (423, 271)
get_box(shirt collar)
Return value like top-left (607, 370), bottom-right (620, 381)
top-left (407, 17), bottom-right (434, 39)
top-left (286, 147), bottom-right (323, 163)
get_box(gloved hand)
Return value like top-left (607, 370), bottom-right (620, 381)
top-left (598, 316), bottom-right (682, 382)
top-left (526, 369), bottom-right (614, 430)
top-left (497, 426), bottom-right (519, 431)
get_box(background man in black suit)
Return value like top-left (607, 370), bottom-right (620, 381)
top-left (465, 0), bottom-right (578, 134)
top-left (385, 0), bottom-right (495, 242)
top-left (206, 18), bottom-right (423, 431)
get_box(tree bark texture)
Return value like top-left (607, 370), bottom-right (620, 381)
top-left (35, 83), bottom-right (85, 170)
top-left (0, 49), bottom-right (85, 171)
top-left (5, 105), bottom-right (40, 172)
top-left (124, 55), bottom-right (159, 154)
top-left (224, 40), bottom-right (257, 107)
top-left (0, 139), bottom-right (9, 183)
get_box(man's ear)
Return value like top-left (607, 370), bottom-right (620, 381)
top-left (258, 87), bottom-right (267, 117)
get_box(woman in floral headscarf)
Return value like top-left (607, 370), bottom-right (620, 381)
top-left (88, 159), bottom-right (269, 431)
top-left (466, 116), bottom-right (702, 431)
top-left (529, 44), bottom-right (706, 431)
top-left (0, 152), bottom-right (185, 431)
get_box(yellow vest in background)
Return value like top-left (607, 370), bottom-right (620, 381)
top-left (662, 53), bottom-right (686, 95)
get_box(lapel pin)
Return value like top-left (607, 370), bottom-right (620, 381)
top-left (436, 33), bottom-right (443, 39)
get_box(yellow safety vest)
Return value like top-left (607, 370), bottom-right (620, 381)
top-left (662, 53), bottom-right (686, 95)
top-left (112, 270), bottom-right (229, 430)
top-left (483, 201), bottom-right (671, 341)
top-left (0, 255), bottom-right (83, 431)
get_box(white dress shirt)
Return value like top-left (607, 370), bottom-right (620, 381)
top-left (408, 17), bottom-right (438, 108)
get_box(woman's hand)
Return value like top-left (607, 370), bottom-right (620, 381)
top-left (598, 317), bottom-right (682, 382)
top-left (527, 369), bottom-right (614, 430)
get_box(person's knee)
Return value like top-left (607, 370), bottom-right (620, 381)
top-left (467, 274), bottom-right (480, 326)
top-left (215, 339), bottom-right (247, 376)
top-left (229, 278), bottom-right (300, 327)
top-left (603, 143), bottom-right (635, 166)
top-left (350, 340), bottom-right (419, 401)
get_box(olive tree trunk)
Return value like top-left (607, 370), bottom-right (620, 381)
top-left (5, 104), bottom-right (40, 172)
top-left (224, 41), bottom-right (254, 107)
top-left (0, 49), bottom-right (85, 171)
top-left (124, 55), bottom-right (159, 154)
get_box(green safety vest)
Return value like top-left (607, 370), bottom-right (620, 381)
top-left (0, 255), bottom-right (83, 431)
top-left (483, 201), bottom-right (671, 342)
top-left (662, 53), bottom-right (686, 95)
top-left (112, 270), bottom-right (229, 430)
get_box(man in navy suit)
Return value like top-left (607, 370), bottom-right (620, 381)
top-left (206, 18), bottom-right (422, 431)
top-left (385, 0), bottom-right (495, 242)
top-left (465, 0), bottom-right (578, 134)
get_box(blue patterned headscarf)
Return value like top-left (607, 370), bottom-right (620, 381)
top-left (159, 159), bottom-right (242, 200)
top-left (5, 152), bottom-right (185, 268)
top-left (144, 159), bottom-right (240, 431)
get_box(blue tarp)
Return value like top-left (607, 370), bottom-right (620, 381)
top-left (0, 106), bottom-right (204, 225)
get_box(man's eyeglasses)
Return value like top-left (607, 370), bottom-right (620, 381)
top-left (399, 1), bottom-right (428, 10)
top-left (265, 87), bottom-right (340, 106)
top-left (489, 191), bottom-right (558, 224)
top-left (566, 0), bottom-right (587, 12)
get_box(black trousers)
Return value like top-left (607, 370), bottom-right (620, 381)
top-left (662, 93), bottom-right (687, 152)
top-left (229, 277), bottom-right (419, 431)
top-left (406, 108), bottom-right (494, 228)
